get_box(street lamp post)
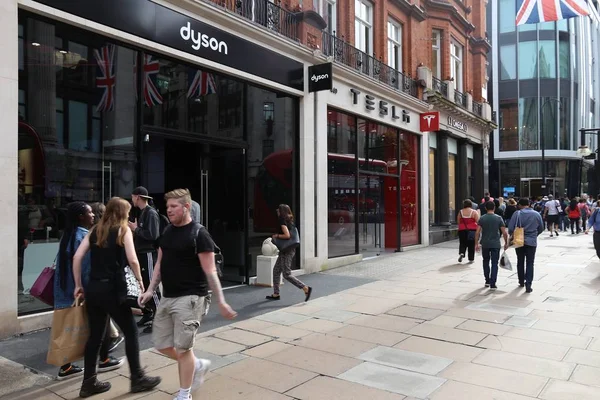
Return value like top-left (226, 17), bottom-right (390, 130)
top-left (540, 98), bottom-right (561, 194)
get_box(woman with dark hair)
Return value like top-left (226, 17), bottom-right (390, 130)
top-left (566, 198), bottom-right (581, 234)
top-left (457, 199), bottom-right (480, 263)
top-left (90, 202), bottom-right (106, 225)
top-left (266, 204), bottom-right (312, 302)
top-left (73, 197), bottom-right (160, 397)
top-left (53, 202), bottom-right (94, 380)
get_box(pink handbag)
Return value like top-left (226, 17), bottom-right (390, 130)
top-left (30, 263), bottom-right (55, 306)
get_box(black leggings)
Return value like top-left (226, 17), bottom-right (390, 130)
top-left (458, 230), bottom-right (475, 261)
top-left (84, 286), bottom-right (141, 380)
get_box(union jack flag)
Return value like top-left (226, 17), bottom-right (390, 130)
top-left (93, 44), bottom-right (116, 112)
top-left (134, 55), bottom-right (163, 107)
top-left (516, 0), bottom-right (590, 25)
top-left (187, 69), bottom-right (217, 98)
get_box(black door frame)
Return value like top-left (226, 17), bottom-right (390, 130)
top-left (139, 125), bottom-right (250, 284)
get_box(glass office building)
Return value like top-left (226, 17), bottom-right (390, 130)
top-left (490, 1), bottom-right (600, 198)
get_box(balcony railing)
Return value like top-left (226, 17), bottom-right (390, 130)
top-left (208, 0), bottom-right (299, 42)
top-left (472, 101), bottom-right (483, 116)
top-left (322, 31), bottom-right (418, 98)
top-left (454, 90), bottom-right (467, 108)
top-left (431, 77), bottom-right (448, 98)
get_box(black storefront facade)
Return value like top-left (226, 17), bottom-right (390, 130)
top-left (16, 0), bottom-right (310, 318)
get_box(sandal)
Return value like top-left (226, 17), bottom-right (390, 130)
top-left (265, 295), bottom-right (280, 300)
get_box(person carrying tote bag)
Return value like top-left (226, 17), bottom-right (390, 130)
top-left (266, 204), bottom-right (312, 302)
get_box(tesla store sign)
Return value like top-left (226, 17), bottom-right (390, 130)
top-left (447, 116), bottom-right (468, 132)
top-left (419, 112), bottom-right (440, 132)
top-left (350, 88), bottom-right (410, 123)
top-left (36, 0), bottom-right (304, 90)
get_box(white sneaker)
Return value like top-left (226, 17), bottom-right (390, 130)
top-left (191, 358), bottom-right (211, 391)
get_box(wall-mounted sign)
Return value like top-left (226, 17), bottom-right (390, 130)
top-left (36, 0), bottom-right (304, 90)
top-left (419, 112), bottom-right (440, 132)
top-left (350, 88), bottom-right (409, 123)
top-left (308, 62), bottom-right (332, 92)
top-left (447, 116), bottom-right (468, 132)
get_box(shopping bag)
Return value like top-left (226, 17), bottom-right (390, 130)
top-left (500, 251), bottom-right (513, 271)
top-left (30, 266), bottom-right (55, 306)
top-left (512, 212), bottom-right (525, 248)
top-left (46, 297), bottom-right (89, 366)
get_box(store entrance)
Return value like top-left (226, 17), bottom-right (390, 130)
top-left (143, 134), bottom-right (247, 285)
top-left (520, 178), bottom-right (563, 198)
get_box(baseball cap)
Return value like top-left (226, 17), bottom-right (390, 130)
top-left (132, 186), bottom-right (152, 199)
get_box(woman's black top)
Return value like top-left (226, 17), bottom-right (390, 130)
top-left (278, 217), bottom-right (294, 234)
top-left (88, 227), bottom-right (127, 301)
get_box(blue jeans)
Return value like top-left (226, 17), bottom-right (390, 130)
top-left (515, 245), bottom-right (536, 287)
top-left (482, 247), bottom-right (500, 285)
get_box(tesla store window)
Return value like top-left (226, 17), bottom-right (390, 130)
top-left (400, 132), bottom-right (419, 246)
top-left (327, 108), bottom-right (420, 258)
top-left (18, 15), bottom-right (138, 315)
top-left (327, 109), bottom-right (357, 258)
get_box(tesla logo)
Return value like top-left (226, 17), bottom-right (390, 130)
top-left (419, 112), bottom-right (440, 132)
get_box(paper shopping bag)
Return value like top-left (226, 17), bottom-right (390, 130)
top-left (512, 227), bottom-right (525, 248)
top-left (499, 251), bottom-right (513, 271)
top-left (46, 298), bottom-right (89, 366)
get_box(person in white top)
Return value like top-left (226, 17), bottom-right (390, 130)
top-left (543, 194), bottom-right (562, 237)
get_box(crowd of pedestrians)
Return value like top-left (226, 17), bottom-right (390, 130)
top-left (459, 192), bottom-right (600, 294)
top-left (48, 186), bottom-right (304, 399)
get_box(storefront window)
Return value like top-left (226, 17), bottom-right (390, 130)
top-left (499, 99), bottom-right (519, 151)
top-left (328, 109), bottom-right (358, 258)
top-left (559, 97), bottom-right (570, 149)
top-left (500, 45), bottom-right (516, 80)
top-left (400, 133), bottom-right (419, 246)
top-left (142, 57), bottom-right (243, 139)
top-left (519, 97), bottom-right (539, 150)
top-left (18, 15), bottom-right (138, 315)
top-left (518, 41), bottom-right (537, 79)
top-left (429, 148), bottom-right (435, 225)
top-left (559, 40), bottom-right (569, 79)
top-left (327, 109), bottom-right (420, 257)
top-left (539, 40), bottom-right (556, 79)
top-left (448, 154), bottom-right (456, 223)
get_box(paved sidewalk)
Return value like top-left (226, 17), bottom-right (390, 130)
top-left (5, 232), bottom-right (600, 400)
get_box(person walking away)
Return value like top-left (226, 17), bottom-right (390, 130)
top-left (457, 200), bottom-right (479, 263)
top-left (578, 198), bottom-right (591, 232)
top-left (498, 197), bottom-right (507, 215)
top-left (73, 197), bottom-right (161, 397)
top-left (504, 198), bottom-right (518, 226)
top-left (129, 186), bottom-right (161, 333)
top-left (560, 197), bottom-right (570, 232)
top-left (508, 198), bottom-right (544, 293)
top-left (53, 202), bottom-right (94, 380)
top-left (475, 201), bottom-right (509, 289)
top-left (566, 199), bottom-right (581, 234)
top-left (90, 202), bottom-right (124, 352)
top-left (266, 204), bottom-right (312, 301)
top-left (139, 189), bottom-right (237, 400)
top-left (543, 194), bottom-right (561, 237)
top-left (586, 201), bottom-right (600, 258)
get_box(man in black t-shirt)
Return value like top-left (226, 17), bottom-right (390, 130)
top-left (129, 186), bottom-right (161, 332)
top-left (139, 188), bottom-right (236, 400)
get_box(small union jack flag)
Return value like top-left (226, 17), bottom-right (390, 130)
top-left (94, 44), bottom-right (116, 112)
top-left (134, 55), bottom-right (163, 107)
top-left (187, 69), bottom-right (217, 98)
top-left (516, 0), bottom-right (590, 25)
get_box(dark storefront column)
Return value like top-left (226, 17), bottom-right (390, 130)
top-left (436, 133), bottom-right (450, 225)
top-left (473, 144), bottom-right (484, 199)
top-left (457, 140), bottom-right (469, 207)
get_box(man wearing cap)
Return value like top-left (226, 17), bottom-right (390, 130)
top-left (129, 186), bottom-right (161, 333)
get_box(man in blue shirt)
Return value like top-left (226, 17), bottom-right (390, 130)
top-left (508, 198), bottom-right (544, 293)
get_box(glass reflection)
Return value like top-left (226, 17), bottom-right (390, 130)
top-left (19, 16), bottom-right (138, 315)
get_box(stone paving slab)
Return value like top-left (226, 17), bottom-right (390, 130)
top-left (6, 233), bottom-right (600, 400)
